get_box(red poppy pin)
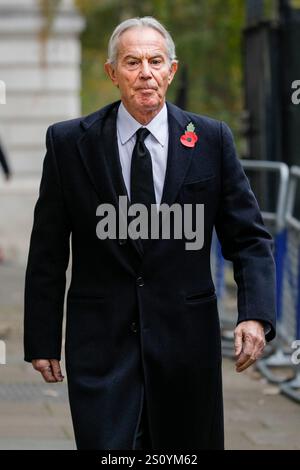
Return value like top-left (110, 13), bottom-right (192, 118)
top-left (180, 122), bottom-right (198, 148)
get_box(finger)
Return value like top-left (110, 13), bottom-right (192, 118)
top-left (236, 356), bottom-right (256, 373)
top-left (234, 329), bottom-right (243, 356)
top-left (251, 338), bottom-right (266, 361)
top-left (235, 351), bottom-right (251, 368)
top-left (40, 365), bottom-right (57, 383)
top-left (242, 334), bottom-right (255, 356)
top-left (243, 330), bottom-right (265, 363)
top-left (32, 359), bottom-right (51, 371)
top-left (236, 336), bottom-right (265, 371)
top-left (235, 335), bottom-right (254, 366)
top-left (50, 359), bottom-right (64, 382)
top-left (31, 360), bottom-right (57, 382)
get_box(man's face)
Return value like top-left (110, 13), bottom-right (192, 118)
top-left (105, 27), bottom-right (178, 117)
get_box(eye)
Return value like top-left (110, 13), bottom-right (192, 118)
top-left (151, 58), bottom-right (162, 66)
top-left (127, 60), bottom-right (139, 67)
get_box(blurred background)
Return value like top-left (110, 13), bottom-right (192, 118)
top-left (0, 0), bottom-right (300, 450)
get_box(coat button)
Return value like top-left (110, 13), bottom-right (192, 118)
top-left (131, 321), bottom-right (138, 333)
top-left (136, 276), bottom-right (144, 287)
top-left (118, 239), bottom-right (127, 245)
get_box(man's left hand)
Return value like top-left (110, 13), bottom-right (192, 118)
top-left (234, 320), bottom-right (266, 373)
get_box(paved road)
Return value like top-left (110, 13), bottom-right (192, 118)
top-left (0, 262), bottom-right (299, 450)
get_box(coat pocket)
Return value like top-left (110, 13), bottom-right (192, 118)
top-left (185, 288), bottom-right (216, 304)
top-left (183, 175), bottom-right (216, 192)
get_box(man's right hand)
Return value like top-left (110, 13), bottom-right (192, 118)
top-left (32, 359), bottom-right (64, 383)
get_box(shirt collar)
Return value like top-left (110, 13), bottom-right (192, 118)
top-left (117, 101), bottom-right (168, 147)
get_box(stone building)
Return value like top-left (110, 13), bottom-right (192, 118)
top-left (0, 0), bottom-right (84, 261)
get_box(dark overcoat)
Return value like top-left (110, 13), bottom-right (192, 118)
top-left (24, 100), bottom-right (276, 450)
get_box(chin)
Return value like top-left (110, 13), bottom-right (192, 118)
top-left (135, 97), bottom-right (160, 112)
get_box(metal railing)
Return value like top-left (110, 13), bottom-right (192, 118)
top-left (279, 166), bottom-right (300, 402)
top-left (212, 160), bottom-right (300, 403)
top-left (241, 160), bottom-right (289, 233)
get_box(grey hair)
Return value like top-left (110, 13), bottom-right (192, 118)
top-left (107, 16), bottom-right (177, 65)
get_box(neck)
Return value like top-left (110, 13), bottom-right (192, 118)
top-left (121, 100), bottom-right (165, 125)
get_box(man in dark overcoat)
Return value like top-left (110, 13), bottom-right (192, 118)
top-left (24, 17), bottom-right (276, 450)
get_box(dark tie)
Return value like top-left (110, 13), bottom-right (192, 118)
top-left (130, 128), bottom-right (156, 210)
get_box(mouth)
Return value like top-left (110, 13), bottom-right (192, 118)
top-left (136, 87), bottom-right (157, 91)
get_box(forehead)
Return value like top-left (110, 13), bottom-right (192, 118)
top-left (117, 27), bottom-right (168, 57)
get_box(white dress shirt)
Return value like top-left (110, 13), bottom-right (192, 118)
top-left (116, 101), bottom-right (169, 207)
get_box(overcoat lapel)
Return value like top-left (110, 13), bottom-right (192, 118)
top-left (161, 102), bottom-right (196, 206)
top-left (144, 102), bottom-right (196, 252)
top-left (76, 101), bottom-right (144, 258)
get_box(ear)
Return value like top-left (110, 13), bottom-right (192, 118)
top-left (104, 62), bottom-right (119, 87)
top-left (167, 60), bottom-right (178, 85)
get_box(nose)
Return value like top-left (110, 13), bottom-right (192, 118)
top-left (139, 60), bottom-right (152, 79)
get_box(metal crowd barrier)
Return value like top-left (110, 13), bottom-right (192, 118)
top-left (243, 162), bottom-right (295, 383)
top-left (279, 166), bottom-right (300, 402)
top-left (212, 160), bottom-right (300, 403)
top-left (256, 165), bottom-right (300, 385)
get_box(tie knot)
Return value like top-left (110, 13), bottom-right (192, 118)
top-left (136, 127), bottom-right (150, 143)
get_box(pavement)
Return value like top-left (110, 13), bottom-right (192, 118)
top-left (0, 260), bottom-right (299, 450)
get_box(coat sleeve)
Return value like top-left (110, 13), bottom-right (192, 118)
top-left (214, 121), bottom-right (276, 342)
top-left (24, 125), bottom-right (71, 362)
